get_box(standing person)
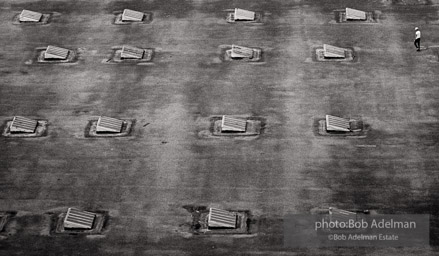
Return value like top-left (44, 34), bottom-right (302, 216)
top-left (414, 27), bottom-right (421, 51)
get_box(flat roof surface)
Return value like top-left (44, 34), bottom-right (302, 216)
top-left (19, 9), bottom-right (43, 22)
top-left (346, 7), bottom-right (367, 20)
top-left (329, 208), bottom-right (358, 222)
top-left (1, 0), bottom-right (439, 255)
top-left (45, 45), bottom-right (69, 59)
top-left (10, 116), bottom-right (38, 133)
top-left (231, 45), bottom-right (254, 58)
top-left (122, 9), bottom-right (144, 21)
top-left (221, 115), bottom-right (247, 132)
top-left (323, 44), bottom-right (346, 58)
top-left (96, 116), bottom-right (123, 132)
top-left (326, 115), bottom-right (350, 131)
top-left (208, 208), bottom-right (237, 228)
top-left (64, 208), bottom-right (96, 229)
top-left (121, 45), bottom-right (144, 59)
top-left (234, 8), bottom-right (255, 20)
